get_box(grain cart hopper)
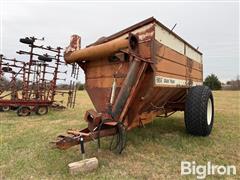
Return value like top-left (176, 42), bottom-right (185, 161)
top-left (55, 17), bottom-right (214, 153)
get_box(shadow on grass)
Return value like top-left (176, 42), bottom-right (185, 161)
top-left (127, 116), bottom-right (185, 142)
top-left (0, 108), bottom-right (77, 122)
top-left (125, 116), bottom-right (215, 152)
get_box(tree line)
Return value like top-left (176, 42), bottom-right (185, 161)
top-left (203, 74), bottom-right (240, 90)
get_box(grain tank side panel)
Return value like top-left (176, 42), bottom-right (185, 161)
top-left (155, 24), bottom-right (185, 55)
top-left (155, 57), bottom-right (202, 81)
top-left (153, 41), bottom-right (202, 72)
top-left (153, 24), bottom-right (203, 87)
top-left (155, 23), bottom-right (202, 63)
top-left (153, 41), bottom-right (203, 83)
top-left (185, 45), bottom-right (202, 64)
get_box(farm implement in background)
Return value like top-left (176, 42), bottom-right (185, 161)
top-left (0, 36), bottom-right (80, 116)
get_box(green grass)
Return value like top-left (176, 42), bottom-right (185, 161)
top-left (0, 91), bottom-right (239, 179)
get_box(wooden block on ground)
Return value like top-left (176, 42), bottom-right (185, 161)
top-left (68, 157), bottom-right (98, 175)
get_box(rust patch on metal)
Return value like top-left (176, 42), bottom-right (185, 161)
top-left (55, 17), bottom-right (203, 152)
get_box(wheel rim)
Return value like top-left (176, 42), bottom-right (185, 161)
top-left (3, 106), bottom-right (10, 111)
top-left (207, 98), bottom-right (213, 125)
top-left (38, 107), bottom-right (47, 115)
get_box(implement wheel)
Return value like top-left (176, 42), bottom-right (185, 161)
top-left (36, 106), bottom-right (48, 115)
top-left (17, 106), bottom-right (31, 116)
top-left (184, 86), bottom-right (214, 136)
top-left (2, 106), bottom-right (10, 112)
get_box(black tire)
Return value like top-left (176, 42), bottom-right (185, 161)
top-left (2, 67), bottom-right (12, 72)
top-left (36, 106), bottom-right (48, 115)
top-left (2, 106), bottom-right (10, 112)
top-left (17, 106), bottom-right (31, 116)
top-left (184, 86), bottom-right (214, 136)
top-left (38, 55), bottom-right (52, 62)
top-left (19, 38), bottom-right (34, 45)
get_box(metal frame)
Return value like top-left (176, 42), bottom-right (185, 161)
top-left (0, 37), bottom-right (80, 115)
